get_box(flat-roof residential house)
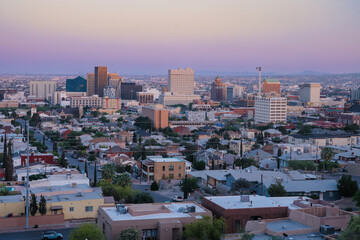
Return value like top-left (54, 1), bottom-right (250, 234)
top-left (278, 152), bottom-right (322, 168)
top-left (97, 202), bottom-right (212, 240)
top-left (202, 195), bottom-right (304, 233)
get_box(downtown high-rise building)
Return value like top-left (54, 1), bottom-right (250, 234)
top-left (168, 68), bottom-right (194, 95)
top-left (95, 66), bottom-right (108, 97)
top-left (30, 80), bottom-right (57, 101)
top-left (299, 83), bottom-right (321, 104)
top-left (210, 76), bottom-right (227, 102)
top-left (254, 96), bottom-right (287, 123)
top-left (86, 73), bottom-right (95, 96)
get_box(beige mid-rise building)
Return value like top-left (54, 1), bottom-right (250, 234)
top-left (299, 83), bottom-right (321, 104)
top-left (141, 105), bottom-right (169, 129)
top-left (254, 96), bottom-right (287, 124)
top-left (70, 95), bottom-right (103, 108)
top-left (30, 81), bottom-right (57, 101)
top-left (142, 156), bottom-right (186, 182)
top-left (168, 68), bottom-right (194, 95)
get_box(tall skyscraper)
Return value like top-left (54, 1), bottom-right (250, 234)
top-left (86, 73), bottom-right (95, 96)
top-left (210, 76), bottom-right (227, 102)
top-left (299, 83), bottom-right (321, 104)
top-left (168, 68), bottom-right (194, 95)
top-left (30, 81), bottom-right (57, 101)
top-left (95, 66), bottom-right (108, 97)
top-left (263, 79), bottom-right (280, 95)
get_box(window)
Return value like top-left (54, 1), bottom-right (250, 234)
top-left (85, 206), bottom-right (93, 212)
top-left (162, 166), bottom-right (165, 171)
top-left (179, 173), bottom-right (181, 178)
top-left (179, 165), bottom-right (181, 169)
top-left (69, 207), bottom-right (74, 212)
top-left (169, 166), bottom-right (174, 171)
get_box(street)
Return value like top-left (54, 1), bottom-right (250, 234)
top-left (0, 228), bottom-right (73, 240)
top-left (18, 120), bottom-right (101, 181)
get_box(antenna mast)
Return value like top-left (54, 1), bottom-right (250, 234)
top-left (256, 66), bottom-right (262, 96)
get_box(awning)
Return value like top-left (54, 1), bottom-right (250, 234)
top-left (50, 206), bottom-right (63, 210)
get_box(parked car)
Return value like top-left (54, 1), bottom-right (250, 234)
top-left (172, 196), bottom-right (184, 202)
top-left (42, 231), bottom-right (63, 240)
top-left (78, 158), bottom-right (86, 162)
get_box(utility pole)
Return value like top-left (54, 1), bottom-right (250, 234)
top-left (315, 142), bottom-right (318, 174)
top-left (256, 66), bottom-right (262, 96)
top-left (25, 121), bottom-right (29, 229)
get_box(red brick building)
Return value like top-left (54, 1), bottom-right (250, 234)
top-left (263, 79), bottom-right (280, 95)
top-left (20, 153), bottom-right (56, 166)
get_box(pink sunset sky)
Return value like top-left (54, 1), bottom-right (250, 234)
top-left (0, 0), bottom-right (359, 74)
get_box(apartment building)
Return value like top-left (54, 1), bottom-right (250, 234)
top-left (254, 96), bottom-right (287, 123)
top-left (70, 95), bottom-right (102, 108)
top-left (141, 105), bottom-right (169, 129)
top-left (141, 156), bottom-right (186, 182)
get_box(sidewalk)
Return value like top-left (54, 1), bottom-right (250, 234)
top-left (0, 220), bottom-right (94, 233)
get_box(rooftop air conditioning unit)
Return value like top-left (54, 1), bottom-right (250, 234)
top-left (47, 195), bottom-right (51, 200)
top-left (77, 190), bottom-right (83, 197)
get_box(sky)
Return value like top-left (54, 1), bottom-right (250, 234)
top-left (0, 0), bottom-right (359, 75)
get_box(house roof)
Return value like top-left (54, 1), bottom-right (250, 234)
top-left (274, 180), bottom-right (338, 193)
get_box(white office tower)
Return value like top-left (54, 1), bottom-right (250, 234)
top-left (255, 96), bottom-right (287, 123)
top-left (30, 81), bottom-right (57, 101)
top-left (168, 68), bottom-right (194, 95)
top-left (299, 83), bottom-right (321, 104)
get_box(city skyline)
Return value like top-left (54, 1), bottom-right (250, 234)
top-left (1, 0), bottom-right (360, 75)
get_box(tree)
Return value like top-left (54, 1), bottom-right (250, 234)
top-left (101, 164), bottom-right (116, 181)
top-left (88, 153), bottom-right (96, 162)
top-left (119, 228), bottom-right (141, 240)
top-left (231, 178), bottom-right (250, 194)
top-left (192, 161), bottom-right (205, 170)
top-left (29, 113), bottom-right (41, 127)
top-left (321, 147), bottom-right (334, 171)
top-left (52, 141), bottom-right (58, 154)
top-left (344, 124), bottom-right (359, 133)
top-left (338, 215), bottom-right (360, 240)
top-left (352, 191), bottom-right (360, 207)
top-left (3, 134), bottom-right (7, 173)
top-left (134, 116), bottom-right (153, 131)
top-left (180, 176), bottom-right (199, 198)
top-left (68, 223), bottom-right (106, 240)
top-left (132, 192), bottom-right (154, 203)
top-left (58, 151), bottom-right (68, 168)
top-left (30, 193), bottom-right (38, 216)
top-left (183, 216), bottom-right (225, 240)
top-left (298, 125), bottom-right (312, 135)
top-left (94, 160), bottom-right (97, 187)
top-left (337, 175), bottom-right (358, 197)
top-left (132, 132), bottom-right (137, 143)
top-left (39, 195), bottom-right (47, 215)
top-left (267, 182), bottom-right (286, 197)
top-left (206, 137), bottom-right (220, 149)
top-left (5, 140), bottom-right (14, 181)
top-left (112, 173), bottom-right (131, 187)
top-left (150, 181), bottom-right (159, 191)
top-left (84, 160), bottom-right (88, 177)
top-left (234, 158), bottom-right (257, 169)
top-left (99, 116), bottom-right (110, 123)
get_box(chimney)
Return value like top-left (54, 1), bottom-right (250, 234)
top-left (72, 182), bottom-right (77, 188)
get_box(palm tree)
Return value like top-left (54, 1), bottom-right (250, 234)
top-left (112, 172), bottom-right (131, 187)
top-left (321, 147), bottom-right (334, 171)
top-left (101, 164), bottom-right (116, 181)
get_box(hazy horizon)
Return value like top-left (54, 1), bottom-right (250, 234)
top-left (1, 0), bottom-right (359, 74)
